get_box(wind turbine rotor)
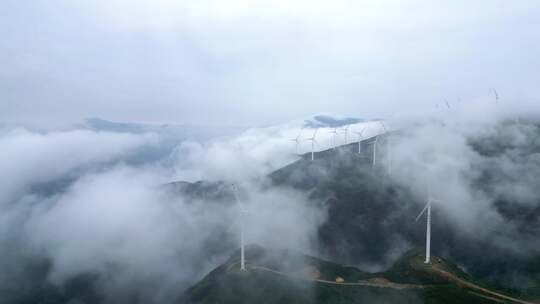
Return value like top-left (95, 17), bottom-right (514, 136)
top-left (415, 201), bottom-right (430, 222)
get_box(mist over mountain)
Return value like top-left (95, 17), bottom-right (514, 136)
top-left (3, 1), bottom-right (540, 302)
top-left (0, 108), bottom-right (538, 304)
top-left (81, 118), bottom-right (245, 140)
top-left (302, 115), bottom-right (365, 128)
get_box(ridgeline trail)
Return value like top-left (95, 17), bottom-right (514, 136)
top-left (227, 262), bottom-right (538, 304)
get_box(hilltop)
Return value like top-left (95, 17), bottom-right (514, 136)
top-left (182, 245), bottom-right (537, 304)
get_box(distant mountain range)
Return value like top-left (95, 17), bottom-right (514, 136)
top-left (80, 115), bottom-right (367, 137)
top-left (301, 115), bottom-right (365, 128)
top-left (81, 117), bottom-right (245, 142)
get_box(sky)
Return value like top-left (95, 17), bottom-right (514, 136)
top-left (2, 0), bottom-right (540, 127)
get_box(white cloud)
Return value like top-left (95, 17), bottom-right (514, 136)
top-left (169, 118), bottom-right (386, 182)
top-left (0, 128), bottom-right (157, 203)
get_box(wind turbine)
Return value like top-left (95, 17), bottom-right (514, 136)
top-left (491, 88), bottom-right (519, 124)
top-left (490, 88), bottom-right (518, 124)
top-left (379, 121), bottom-right (392, 176)
top-left (367, 121), bottom-right (391, 172)
top-left (353, 127), bottom-right (365, 154)
top-left (415, 189), bottom-right (440, 264)
top-left (306, 129), bottom-right (319, 161)
top-left (379, 120), bottom-right (387, 133)
top-left (290, 128), bottom-right (303, 155)
top-left (329, 128), bottom-right (338, 149)
top-left (231, 183), bottom-right (249, 271)
top-left (492, 88), bottom-right (500, 103)
top-left (341, 125), bottom-right (350, 145)
top-left (368, 136), bottom-right (378, 170)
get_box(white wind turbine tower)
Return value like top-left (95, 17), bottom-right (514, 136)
top-left (368, 136), bottom-right (378, 170)
top-left (329, 128), bottom-right (338, 149)
top-left (341, 125), bottom-right (350, 145)
top-left (491, 88), bottom-right (518, 124)
top-left (306, 129), bottom-right (319, 161)
top-left (231, 183), bottom-right (249, 271)
top-left (354, 127), bottom-right (365, 154)
top-left (415, 187), bottom-right (440, 264)
top-left (379, 121), bottom-right (392, 176)
top-left (367, 121), bottom-right (385, 170)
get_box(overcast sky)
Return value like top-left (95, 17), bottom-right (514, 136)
top-left (2, 0), bottom-right (539, 127)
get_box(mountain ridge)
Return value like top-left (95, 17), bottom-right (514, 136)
top-left (183, 245), bottom-right (538, 304)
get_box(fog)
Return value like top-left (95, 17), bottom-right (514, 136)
top-left (389, 105), bottom-right (540, 256)
top-left (0, 124), bottom-right (326, 303)
top-left (1, 1), bottom-right (540, 303)
top-left (0, 98), bottom-right (539, 302)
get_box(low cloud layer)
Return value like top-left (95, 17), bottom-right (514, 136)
top-left (0, 127), bottom-right (157, 203)
top-left (0, 125), bottom-right (326, 303)
top-left (169, 118), bottom-right (385, 182)
top-left (0, 103), bottom-right (538, 302)
top-left (389, 107), bottom-right (540, 255)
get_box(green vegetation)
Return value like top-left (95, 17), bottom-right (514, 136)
top-left (173, 129), bottom-right (540, 302)
top-left (182, 246), bottom-right (516, 304)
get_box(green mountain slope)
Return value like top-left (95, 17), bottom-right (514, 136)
top-left (167, 123), bottom-right (540, 298)
top-left (183, 245), bottom-right (535, 304)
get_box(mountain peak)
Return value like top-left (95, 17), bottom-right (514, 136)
top-left (183, 246), bottom-right (535, 304)
top-left (303, 114), bottom-right (364, 128)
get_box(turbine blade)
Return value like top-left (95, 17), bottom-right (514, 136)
top-left (492, 88), bottom-right (500, 101)
top-left (415, 203), bottom-right (429, 222)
